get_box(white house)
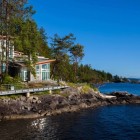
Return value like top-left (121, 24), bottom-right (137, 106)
top-left (0, 36), bottom-right (55, 81)
top-left (13, 54), bottom-right (55, 81)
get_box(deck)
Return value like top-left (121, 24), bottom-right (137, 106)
top-left (0, 86), bottom-right (69, 96)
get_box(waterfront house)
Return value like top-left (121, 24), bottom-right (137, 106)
top-left (0, 36), bottom-right (55, 82)
top-left (9, 53), bottom-right (55, 81)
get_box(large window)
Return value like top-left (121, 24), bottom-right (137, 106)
top-left (42, 64), bottom-right (50, 80)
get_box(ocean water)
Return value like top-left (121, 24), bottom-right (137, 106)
top-left (0, 83), bottom-right (140, 140)
top-left (99, 82), bottom-right (140, 95)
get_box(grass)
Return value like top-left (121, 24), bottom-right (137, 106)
top-left (81, 84), bottom-right (91, 93)
top-left (0, 94), bottom-right (23, 99)
top-left (53, 89), bottom-right (61, 95)
top-left (33, 91), bottom-right (50, 96)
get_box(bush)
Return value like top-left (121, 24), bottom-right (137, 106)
top-left (2, 74), bottom-right (13, 84)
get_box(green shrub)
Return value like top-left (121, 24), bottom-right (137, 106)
top-left (53, 89), bottom-right (61, 95)
top-left (2, 74), bottom-right (13, 84)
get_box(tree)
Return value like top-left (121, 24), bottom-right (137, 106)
top-left (37, 27), bottom-right (51, 58)
top-left (113, 75), bottom-right (121, 83)
top-left (50, 33), bottom-right (75, 80)
top-left (14, 19), bottom-right (40, 79)
top-left (69, 44), bottom-right (84, 81)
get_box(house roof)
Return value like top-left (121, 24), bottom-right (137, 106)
top-left (13, 59), bottom-right (55, 67)
top-left (14, 51), bottom-right (55, 65)
top-left (0, 35), bottom-right (14, 40)
top-left (36, 59), bottom-right (55, 65)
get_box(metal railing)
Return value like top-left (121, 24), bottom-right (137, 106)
top-left (0, 84), bottom-right (69, 96)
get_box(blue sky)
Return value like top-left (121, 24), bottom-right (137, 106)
top-left (29, 0), bottom-right (140, 78)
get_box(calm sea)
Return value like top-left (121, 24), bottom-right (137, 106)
top-left (0, 83), bottom-right (140, 140)
top-left (99, 82), bottom-right (140, 95)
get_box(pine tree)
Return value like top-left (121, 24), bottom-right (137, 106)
top-left (69, 44), bottom-right (84, 81)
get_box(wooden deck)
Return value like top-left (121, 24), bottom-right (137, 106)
top-left (0, 86), bottom-right (69, 96)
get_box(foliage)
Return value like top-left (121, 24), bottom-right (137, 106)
top-left (53, 89), bottom-right (61, 95)
top-left (81, 84), bottom-right (92, 93)
top-left (69, 44), bottom-right (84, 81)
top-left (37, 27), bottom-right (51, 58)
top-left (50, 33), bottom-right (75, 80)
top-left (2, 74), bottom-right (13, 84)
top-left (1, 74), bottom-right (26, 90)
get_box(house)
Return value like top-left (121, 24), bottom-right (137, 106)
top-left (0, 35), bottom-right (14, 74)
top-left (0, 36), bottom-right (55, 82)
top-left (9, 53), bottom-right (55, 81)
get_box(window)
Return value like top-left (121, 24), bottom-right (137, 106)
top-left (42, 64), bottom-right (47, 70)
top-left (41, 64), bottom-right (50, 80)
top-left (42, 71), bottom-right (46, 80)
top-left (47, 64), bottom-right (50, 70)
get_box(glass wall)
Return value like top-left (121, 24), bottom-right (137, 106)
top-left (42, 64), bottom-right (50, 80)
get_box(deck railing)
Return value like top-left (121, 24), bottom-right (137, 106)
top-left (0, 84), bottom-right (69, 96)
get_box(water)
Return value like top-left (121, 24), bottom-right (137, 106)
top-left (0, 83), bottom-right (140, 140)
top-left (99, 82), bottom-right (140, 95)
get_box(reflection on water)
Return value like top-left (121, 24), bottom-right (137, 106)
top-left (0, 105), bottom-right (140, 140)
top-left (30, 117), bottom-right (60, 139)
top-left (31, 118), bottom-right (46, 131)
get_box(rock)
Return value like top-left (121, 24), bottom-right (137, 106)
top-left (36, 100), bottom-right (41, 104)
top-left (27, 96), bottom-right (34, 103)
top-left (32, 99), bottom-right (37, 103)
top-left (33, 96), bottom-right (39, 101)
top-left (109, 91), bottom-right (132, 97)
top-left (20, 96), bottom-right (26, 101)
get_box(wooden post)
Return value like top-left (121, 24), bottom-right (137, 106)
top-left (49, 90), bottom-right (52, 94)
top-left (26, 92), bottom-right (30, 98)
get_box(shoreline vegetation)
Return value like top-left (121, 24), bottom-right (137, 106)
top-left (0, 83), bottom-right (140, 120)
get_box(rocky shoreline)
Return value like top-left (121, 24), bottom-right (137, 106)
top-left (0, 87), bottom-right (140, 120)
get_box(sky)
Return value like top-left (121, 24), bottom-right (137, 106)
top-left (29, 0), bottom-right (140, 78)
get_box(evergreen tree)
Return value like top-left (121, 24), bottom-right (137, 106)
top-left (14, 19), bottom-right (41, 79)
top-left (50, 33), bottom-right (75, 80)
top-left (69, 44), bottom-right (84, 81)
top-left (37, 27), bottom-right (51, 58)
